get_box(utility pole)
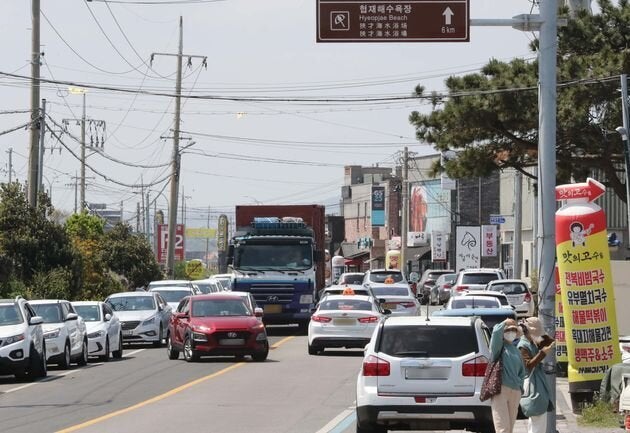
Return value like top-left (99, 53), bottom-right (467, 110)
top-left (37, 98), bottom-right (46, 193)
top-left (63, 90), bottom-right (105, 212)
top-left (66, 172), bottom-right (79, 213)
top-left (181, 184), bottom-right (185, 228)
top-left (537, 0), bottom-right (558, 430)
top-left (513, 170), bottom-right (523, 279)
top-left (146, 191), bottom-right (151, 243)
top-left (141, 176), bottom-right (146, 234)
top-left (205, 206), bottom-right (210, 268)
top-left (136, 202), bottom-right (141, 233)
top-left (400, 146), bottom-right (409, 275)
top-left (152, 17), bottom-right (206, 277)
top-left (28, 0), bottom-right (41, 206)
top-left (7, 148), bottom-right (13, 183)
top-left (618, 74), bottom-right (630, 249)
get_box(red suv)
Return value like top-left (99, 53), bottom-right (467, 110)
top-left (166, 293), bottom-right (268, 362)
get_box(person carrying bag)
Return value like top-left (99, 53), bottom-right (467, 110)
top-left (486, 318), bottom-right (526, 433)
top-left (518, 317), bottom-right (555, 433)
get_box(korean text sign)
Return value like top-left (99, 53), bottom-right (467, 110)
top-left (555, 178), bottom-right (621, 389)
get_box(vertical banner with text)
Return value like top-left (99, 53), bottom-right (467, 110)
top-left (156, 224), bottom-right (185, 264)
top-left (371, 186), bottom-right (385, 227)
top-left (455, 226), bottom-right (480, 271)
top-left (481, 225), bottom-right (497, 257)
top-left (431, 231), bottom-right (448, 262)
top-left (554, 266), bottom-right (568, 363)
top-left (555, 178), bottom-right (621, 392)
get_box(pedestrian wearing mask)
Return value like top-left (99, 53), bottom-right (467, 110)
top-left (518, 317), bottom-right (555, 433)
top-left (489, 318), bottom-right (526, 433)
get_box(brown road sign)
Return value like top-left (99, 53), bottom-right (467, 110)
top-left (317, 0), bottom-right (469, 42)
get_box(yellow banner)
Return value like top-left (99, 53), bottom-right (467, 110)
top-left (185, 228), bottom-right (216, 239)
top-left (556, 202), bottom-right (621, 385)
top-left (554, 267), bottom-right (568, 363)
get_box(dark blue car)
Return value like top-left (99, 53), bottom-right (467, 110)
top-left (432, 307), bottom-right (517, 331)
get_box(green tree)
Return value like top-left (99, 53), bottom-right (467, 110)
top-left (410, 0), bottom-right (630, 200)
top-left (0, 183), bottom-right (79, 299)
top-left (100, 223), bottom-right (162, 289)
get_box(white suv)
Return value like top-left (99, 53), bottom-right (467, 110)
top-left (451, 268), bottom-right (506, 297)
top-left (30, 300), bottom-right (88, 368)
top-left (0, 297), bottom-right (47, 380)
top-left (356, 316), bottom-right (493, 433)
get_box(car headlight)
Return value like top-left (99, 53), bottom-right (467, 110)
top-left (2, 334), bottom-right (25, 346)
top-left (256, 332), bottom-right (267, 341)
top-left (88, 330), bottom-right (106, 339)
top-left (44, 328), bottom-right (61, 339)
top-left (142, 316), bottom-right (156, 326)
top-left (192, 332), bottom-right (208, 342)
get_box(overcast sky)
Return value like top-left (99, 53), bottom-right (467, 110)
top-left (0, 0), bottom-right (540, 227)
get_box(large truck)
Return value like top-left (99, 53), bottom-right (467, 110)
top-left (229, 205), bottom-right (326, 327)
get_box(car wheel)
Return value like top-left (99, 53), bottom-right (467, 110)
top-left (35, 342), bottom-right (47, 378)
top-left (252, 342), bottom-right (269, 362)
top-left (183, 336), bottom-right (199, 362)
top-left (166, 334), bottom-right (179, 360)
top-left (59, 341), bottom-right (71, 369)
top-left (153, 325), bottom-right (163, 348)
top-left (112, 333), bottom-right (123, 359)
top-left (77, 339), bottom-right (88, 366)
top-left (308, 343), bottom-right (321, 356)
top-left (99, 338), bottom-right (110, 362)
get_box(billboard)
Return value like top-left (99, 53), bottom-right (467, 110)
top-left (409, 180), bottom-right (451, 235)
top-left (431, 231), bottom-right (448, 262)
top-left (455, 226), bottom-right (480, 271)
top-left (371, 186), bottom-right (385, 226)
top-left (481, 225), bottom-right (497, 257)
top-left (217, 214), bottom-right (229, 252)
top-left (156, 224), bottom-right (185, 264)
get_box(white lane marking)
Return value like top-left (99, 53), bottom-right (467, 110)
top-left (315, 405), bottom-right (355, 433)
top-left (3, 369), bottom-right (78, 393)
top-left (124, 349), bottom-right (145, 357)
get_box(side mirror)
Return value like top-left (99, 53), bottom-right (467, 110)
top-left (378, 298), bottom-right (386, 304)
top-left (383, 309), bottom-right (392, 315)
top-left (104, 313), bottom-right (112, 321)
top-left (66, 313), bottom-right (78, 321)
top-left (254, 307), bottom-right (264, 318)
top-left (176, 312), bottom-right (189, 319)
top-left (30, 316), bottom-right (43, 325)
top-left (310, 307), bottom-right (317, 314)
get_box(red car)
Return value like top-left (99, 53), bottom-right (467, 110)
top-left (166, 293), bottom-right (268, 362)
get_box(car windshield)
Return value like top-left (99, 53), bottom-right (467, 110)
top-left (437, 274), bottom-right (457, 284)
top-left (191, 299), bottom-right (250, 317)
top-left (479, 314), bottom-right (515, 330)
top-left (380, 325), bottom-right (478, 357)
top-left (492, 283), bottom-right (527, 295)
top-left (74, 305), bottom-right (101, 322)
top-left (153, 289), bottom-right (190, 303)
top-left (318, 299), bottom-right (374, 311)
top-left (339, 274), bottom-right (363, 285)
top-left (215, 278), bottom-right (231, 290)
top-left (479, 294), bottom-right (510, 306)
top-left (450, 297), bottom-right (500, 309)
top-left (107, 296), bottom-right (155, 311)
top-left (369, 272), bottom-right (403, 283)
top-left (0, 304), bottom-right (23, 325)
top-left (149, 281), bottom-right (190, 289)
top-left (371, 287), bottom-right (409, 296)
top-left (462, 273), bottom-right (501, 285)
top-left (428, 272), bottom-right (449, 280)
top-left (195, 283), bottom-right (217, 294)
top-left (31, 304), bottom-right (63, 323)
top-left (235, 242), bottom-right (312, 270)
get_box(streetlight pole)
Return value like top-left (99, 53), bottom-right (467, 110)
top-left (617, 73), bottom-right (630, 249)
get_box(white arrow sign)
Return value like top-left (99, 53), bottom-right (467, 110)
top-left (442, 7), bottom-right (454, 26)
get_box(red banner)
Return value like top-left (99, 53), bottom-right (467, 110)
top-left (156, 224), bottom-right (185, 264)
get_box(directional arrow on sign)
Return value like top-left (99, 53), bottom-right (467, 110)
top-left (555, 177), bottom-right (605, 202)
top-left (442, 7), bottom-right (454, 25)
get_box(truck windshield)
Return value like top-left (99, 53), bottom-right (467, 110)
top-left (236, 242), bottom-right (312, 270)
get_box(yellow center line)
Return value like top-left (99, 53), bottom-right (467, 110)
top-left (55, 335), bottom-right (295, 433)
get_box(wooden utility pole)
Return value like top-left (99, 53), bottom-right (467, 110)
top-left (28, 0), bottom-right (41, 206)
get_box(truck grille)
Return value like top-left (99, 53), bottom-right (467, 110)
top-left (121, 321), bottom-right (141, 330)
top-left (249, 284), bottom-right (294, 304)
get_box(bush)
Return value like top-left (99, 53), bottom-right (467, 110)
top-left (578, 398), bottom-right (622, 428)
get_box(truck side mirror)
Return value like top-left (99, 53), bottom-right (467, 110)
top-left (227, 244), bottom-right (234, 265)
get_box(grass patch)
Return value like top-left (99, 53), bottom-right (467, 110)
top-left (578, 399), bottom-right (622, 428)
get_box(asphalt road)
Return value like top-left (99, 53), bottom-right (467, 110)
top-left (0, 306), bottom-right (497, 433)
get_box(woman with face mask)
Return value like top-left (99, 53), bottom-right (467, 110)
top-left (489, 318), bottom-right (526, 433)
top-left (517, 317), bottom-right (555, 433)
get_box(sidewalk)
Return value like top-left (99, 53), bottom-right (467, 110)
top-left (512, 377), bottom-right (621, 433)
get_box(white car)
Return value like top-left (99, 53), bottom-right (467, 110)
top-left (148, 286), bottom-right (199, 310)
top-left (31, 300), bottom-right (88, 368)
top-left (485, 279), bottom-right (534, 318)
top-left (147, 279), bottom-right (195, 291)
top-left (356, 316), bottom-right (493, 433)
top-left (319, 285), bottom-right (373, 299)
top-left (337, 272), bottom-right (365, 288)
top-left (192, 278), bottom-right (225, 294)
top-left (462, 290), bottom-right (513, 310)
top-left (308, 295), bottom-right (386, 355)
top-left (72, 301), bottom-right (123, 361)
top-left (363, 269), bottom-right (408, 286)
top-left (369, 284), bottom-right (421, 316)
top-left (0, 296), bottom-right (46, 380)
top-left (105, 292), bottom-right (172, 347)
top-left (451, 268), bottom-right (506, 296)
top-left (445, 295), bottom-right (502, 310)
top-left (212, 274), bottom-right (233, 291)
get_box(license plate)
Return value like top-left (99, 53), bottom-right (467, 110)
top-left (263, 304), bottom-right (282, 314)
top-left (333, 318), bottom-right (355, 326)
top-left (219, 339), bottom-right (245, 346)
top-left (123, 330), bottom-right (133, 337)
top-left (383, 303), bottom-right (396, 310)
